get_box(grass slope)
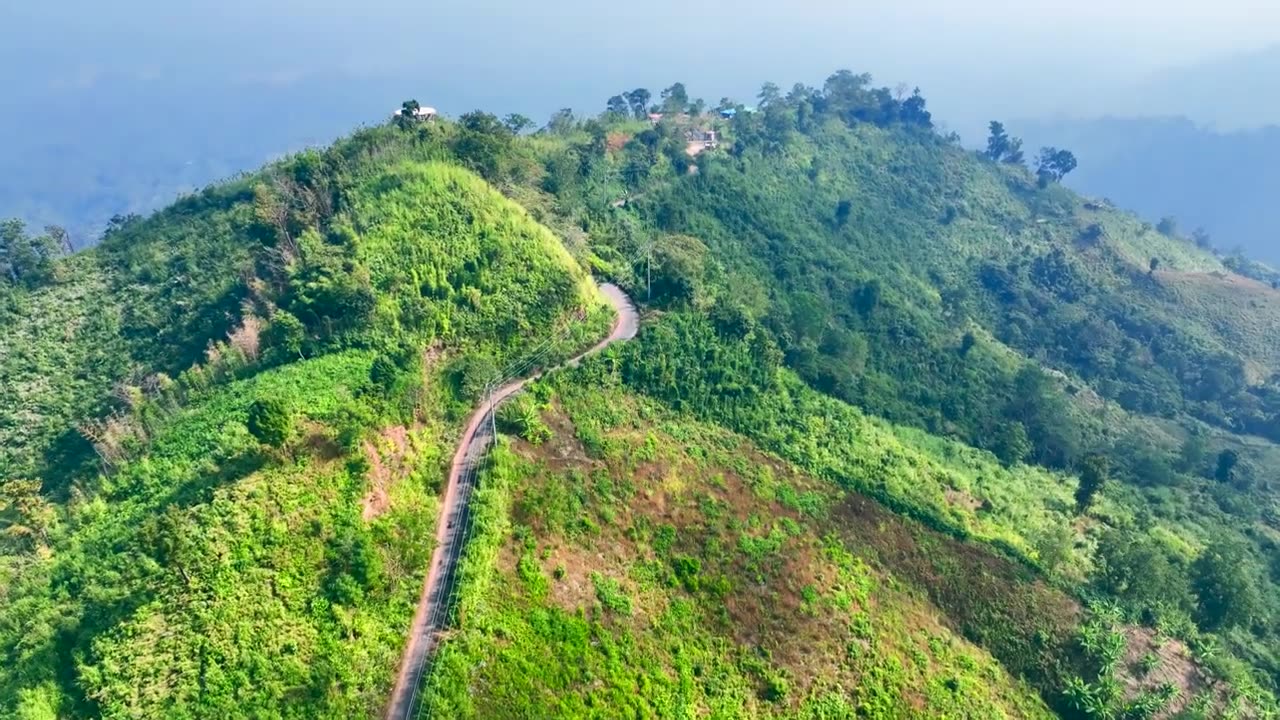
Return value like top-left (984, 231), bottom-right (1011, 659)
top-left (422, 378), bottom-right (1055, 719)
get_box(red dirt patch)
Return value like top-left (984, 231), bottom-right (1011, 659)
top-left (1117, 626), bottom-right (1215, 718)
top-left (606, 132), bottom-right (631, 152)
top-left (361, 425), bottom-right (410, 521)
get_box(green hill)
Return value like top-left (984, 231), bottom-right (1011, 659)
top-left (0, 156), bottom-right (609, 717)
top-left (3, 71), bottom-right (1280, 718)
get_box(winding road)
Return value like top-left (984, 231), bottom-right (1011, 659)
top-left (385, 283), bottom-right (638, 720)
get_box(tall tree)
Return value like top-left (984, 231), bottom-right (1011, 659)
top-left (1075, 454), bottom-right (1109, 514)
top-left (757, 82), bottom-right (782, 108)
top-left (502, 113), bottom-right (534, 134)
top-left (1192, 227), bottom-right (1213, 250)
top-left (1214, 449), bottom-right (1239, 483)
top-left (545, 108), bottom-right (577, 134)
top-left (986, 121), bottom-right (1011, 160)
top-left (606, 94), bottom-right (630, 118)
top-left (786, 83), bottom-right (814, 104)
top-left (1002, 136), bottom-right (1025, 165)
top-left (1036, 147), bottom-right (1078, 187)
top-left (822, 69), bottom-right (873, 117)
top-left (900, 88), bottom-right (932, 128)
top-left (626, 88), bottom-right (652, 119)
top-left (660, 82), bottom-right (689, 113)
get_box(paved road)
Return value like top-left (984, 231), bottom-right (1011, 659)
top-left (385, 283), bottom-right (638, 720)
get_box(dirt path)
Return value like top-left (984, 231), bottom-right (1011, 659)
top-left (384, 283), bottom-right (638, 720)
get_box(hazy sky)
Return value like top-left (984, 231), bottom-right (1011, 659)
top-left (7, 0), bottom-right (1280, 135)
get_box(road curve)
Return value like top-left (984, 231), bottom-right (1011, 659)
top-left (385, 283), bottom-right (638, 720)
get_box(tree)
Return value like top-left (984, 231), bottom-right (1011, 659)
top-left (1156, 216), bottom-right (1178, 237)
top-left (606, 94), bottom-right (630, 118)
top-left (1178, 432), bottom-right (1209, 475)
top-left (1075, 454), bottom-right (1109, 514)
top-left (1002, 136), bottom-right (1025, 164)
top-left (1149, 257), bottom-right (1161, 275)
top-left (247, 397), bottom-right (293, 449)
top-left (626, 88), bottom-right (652, 119)
top-left (545, 108), bottom-right (576, 134)
top-left (1214, 449), bottom-right (1239, 483)
top-left (395, 99), bottom-right (420, 130)
top-left (985, 121), bottom-right (1011, 161)
top-left (650, 235), bottom-right (709, 306)
top-left (1036, 147), bottom-right (1078, 187)
top-left (1192, 540), bottom-right (1263, 630)
top-left (900, 88), bottom-right (932, 128)
top-left (984, 121), bottom-right (1024, 164)
top-left (660, 82), bottom-right (689, 113)
top-left (1093, 529), bottom-right (1192, 612)
top-left (44, 225), bottom-right (73, 254)
top-left (1080, 223), bottom-right (1104, 245)
top-left (758, 82), bottom-right (782, 108)
top-left (1, 219), bottom-right (60, 287)
top-left (1192, 227), bottom-right (1213, 250)
top-left (994, 422), bottom-right (1032, 466)
top-left (267, 310), bottom-right (306, 360)
top-left (502, 113), bottom-right (534, 134)
top-left (454, 111), bottom-right (514, 179)
top-left (834, 199), bottom-right (853, 228)
top-left (823, 69), bottom-right (873, 115)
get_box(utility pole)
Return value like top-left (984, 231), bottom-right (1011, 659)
top-left (488, 382), bottom-right (497, 440)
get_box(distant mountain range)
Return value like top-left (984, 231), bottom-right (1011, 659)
top-left (0, 71), bottom-right (401, 248)
top-left (1112, 44), bottom-right (1280, 131)
top-left (1016, 115), bottom-right (1280, 264)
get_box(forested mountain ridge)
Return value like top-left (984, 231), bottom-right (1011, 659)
top-left (3, 71), bottom-right (1280, 718)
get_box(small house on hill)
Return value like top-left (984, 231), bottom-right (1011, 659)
top-left (687, 128), bottom-right (718, 146)
top-left (394, 105), bottom-right (437, 122)
top-left (685, 128), bottom-right (719, 156)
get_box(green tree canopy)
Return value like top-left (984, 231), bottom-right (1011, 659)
top-left (1192, 540), bottom-right (1264, 631)
top-left (660, 82), bottom-right (689, 113)
top-left (1074, 454), bottom-right (1108, 514)
top-left (1035, 147), bottom-right (1078, 187)
top-left (626, 88), bottom-right (652, 119)
top-left (247, 397), bottom-right (294, 448)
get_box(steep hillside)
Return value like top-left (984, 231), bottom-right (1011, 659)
top-left (422, 377), bottom-right (1058, 719)
top-left (0, 156), bottom-right (611, 717)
